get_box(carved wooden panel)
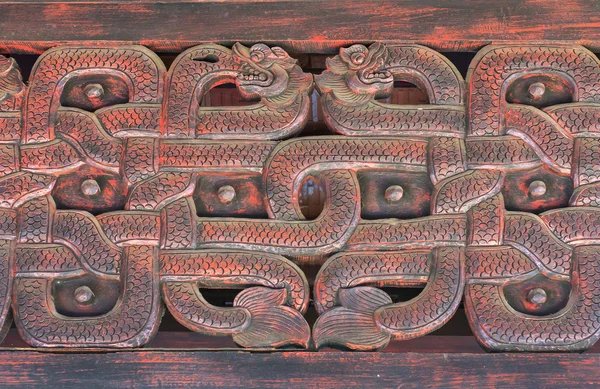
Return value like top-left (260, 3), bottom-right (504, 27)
top-left (0, 42), bottom-right (599, 352)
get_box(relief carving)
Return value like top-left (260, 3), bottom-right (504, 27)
top-left (0, 42), bottom-right (599, 352)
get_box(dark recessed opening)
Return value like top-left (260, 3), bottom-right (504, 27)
top-left (376, 81), bottom-right (429, 104)
top-left (200, 83), bottom-right (258, 107)
top-left (441, 52), bottom-right (476, 78)
top-left (198, 288), bottom-right (244, 308)
top-left (298, 175), bottom-right (326, 220)
top-left (193, 54), bottom-right (220, 64)
top-left (380, 286), bottom-right (425, 303)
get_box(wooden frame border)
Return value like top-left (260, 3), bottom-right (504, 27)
top-left (1, 0), bottom-right (600, 54)
top-left (2, 1), bottom-right (600, 385)
top-left (0, 349), bottom-right (598, 388)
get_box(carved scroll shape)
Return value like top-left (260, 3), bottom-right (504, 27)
top-left (12, 197), bottom-right (162, 347)
top-left (465, 197), bottom-right (600, 351)
top-left (128, 160), bottom-right (359, 257)
top-left (15, 45), bottom-right (166, 212)
top-left (157, 196), bottom-right (311, 348)
top-left (467, 45), bottom-right (600, 206)
top-left (23, 45), bottom-right (164, 144)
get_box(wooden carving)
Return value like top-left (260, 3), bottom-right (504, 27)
top-left (0, 42), bottom-right (600, 352)
top-left (312, 43), bottom-right (600, 351)
top-left (463, 44), bottom-right (600, 351)
top-left (0, 44), bottom-right (311, 349)
top-left (312, 44), bottom-right (467, 350)
top-left (315, 43), bottom-right (464, 137)
top-left (164, 43), bottom-right (312, 139)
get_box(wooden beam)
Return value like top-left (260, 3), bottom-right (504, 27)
top-left (0, 350), bottom-right (599, 388)
top-left (1, 0), bottom-right (600, 54)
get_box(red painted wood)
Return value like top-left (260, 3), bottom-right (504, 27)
top-left (2, 1), bottom-right (600, 54)
top-left (0, 350), bottom-right (599, 388)
top-left (1, 0), bottom-right (600, 362)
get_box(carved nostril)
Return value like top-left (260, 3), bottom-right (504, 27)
top-left (527, 288), bottom-right (547, 305)
top-left (385, 185), bottom-right (404, 203)
top-left (217, 185), bottom-right (236, 204)
top-left (528, 180), bottom-right (547, 197)
top-left (81, 179), bottom-right (101, 196)
top-left (84, 83), bottom-right (105, 99)
top-left (528, 82), bottom-right (546, 99)
top-left (74, 286), bottom-right (95, 304)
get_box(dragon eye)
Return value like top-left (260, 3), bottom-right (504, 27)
top-left (250, 50), bottom-right (265, 62)
top-left (351, 52), bottom-right (366, 65)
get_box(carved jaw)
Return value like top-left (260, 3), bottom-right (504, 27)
top-left (341, 43), bottom-right (393, 97)
top-left (232, 43), bottom-right (292, 99)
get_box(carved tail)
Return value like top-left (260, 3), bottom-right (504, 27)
top-left (160, 250), bottom-right (311, 348)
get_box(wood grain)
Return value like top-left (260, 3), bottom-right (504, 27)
top-left (0, 349), bottom-right (599, 388)
top-left (2, 0), bottom-right (600, 54)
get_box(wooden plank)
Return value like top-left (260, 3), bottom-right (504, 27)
top-left (1, 0), bottom-right (600, 54)
top-left (0, 350), bottom-right (599, 388)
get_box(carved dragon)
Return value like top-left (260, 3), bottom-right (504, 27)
top-left (315, 43), bottom-right (465, 137)
top-left (164, 42), bottom-right (313, 139)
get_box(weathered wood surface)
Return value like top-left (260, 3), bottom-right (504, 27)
top-left (2, 41), bottom-right (600, 351)
top-left (2, 1), bottom-right (600, 386)
top-left (0, 350), bottom-right (599, 388)
top-left (2, 0), bottom-right (600, 54)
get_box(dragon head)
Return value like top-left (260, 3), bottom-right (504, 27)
top-left (0, 55), bottom-right (24, 103)
top-left (232, 43), bottom-right (297, 100)
top-left (340, 43), bottom-right (393, 92)
top-left (315, 43), bottom-right (393, 104)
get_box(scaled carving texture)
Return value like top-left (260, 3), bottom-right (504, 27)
top-left (313, 43), bottom-right (600, 351)
top-left (0, 42), bottom-right (598, 351)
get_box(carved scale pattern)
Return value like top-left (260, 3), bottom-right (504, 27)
top-left (0, 42), bottom-right (598, 352)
